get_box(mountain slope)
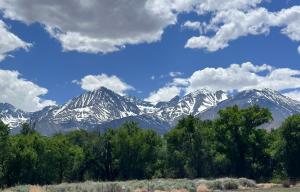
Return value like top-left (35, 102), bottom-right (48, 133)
top-left (199, 89), bottom-right (300, 130)
top-left (98, 114), bottom-right (171, 134)
top-left (33, 87), bottom-right (142, 135)
top-left (0, 103), bottom-right (29, 129)
top-left (156, 89), bottom-right (228, 124)
top-left (3, 87), bottom-right (300, 135)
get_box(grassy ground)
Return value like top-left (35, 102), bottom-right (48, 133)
top-left (1, 178), bottom-right (299, 192)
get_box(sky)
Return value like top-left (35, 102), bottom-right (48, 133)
top-left (0, 0), bottom-right (299, 112)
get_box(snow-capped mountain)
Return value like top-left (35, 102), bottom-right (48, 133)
top-left (1, 87), bottom-right (300, 135)
top-left (31, 87), bottom-right (228, 135)
top-left (199, 88), bottom-right (300, 130)
top-left (0, 103), bottom-right (29, 129)
top-left (156, 89), bottom-right (228, 124)
top-left (33, 87), bottom-right (142, 135)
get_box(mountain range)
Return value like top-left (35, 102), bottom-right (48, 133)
top-left (1, 87), bottom-right (300, 135)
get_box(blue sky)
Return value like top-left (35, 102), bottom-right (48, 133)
top-left (0, 0), bottom-right (299, 112)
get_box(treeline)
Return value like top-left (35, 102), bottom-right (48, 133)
top-left (0, 105), bottom-right (300, 187)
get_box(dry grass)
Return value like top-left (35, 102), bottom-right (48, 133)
top-left (1, 178), bottom-right (257, 192)
top-left (196, 184), bottom-right (210, 192)
top-left (29, 186), bottom-right (44, 192)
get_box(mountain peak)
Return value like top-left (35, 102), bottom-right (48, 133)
top-left (189, 88), bottom-right (212, 97)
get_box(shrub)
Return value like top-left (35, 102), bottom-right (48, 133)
top-left (282, 180), bottom-right (290, 188)
top-left (222, 180), bottom-right (238, 190)
top-left (238, 178), bottom-right (256, 188)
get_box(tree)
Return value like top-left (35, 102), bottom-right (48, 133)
top-left (20, 122), bottom-right (35, 135)
top-left (112, 122), bottom-right (162, 180)
top-left (280, 114), bottom-right (300, 179)
top-left (50, 135), bottom-right (84, 183)
top-left (0, 121), bottom-right (10, 187)
top-left (165, 115), bottom-right (211, 178)
top-left (213, 105), bottom-right (272, 178)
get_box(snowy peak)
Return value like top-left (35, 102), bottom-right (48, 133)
top-left (236, 88), bottom-right (300, 108)
top-left (64, 87), bottom-right (124, 109)
top-left (52, 87), bottom-right (141, 123)
top-left (200, 88), bottom-right (300, 130)
top-left (157, 89), bottom-right (229, 122)
top-left (0, 103), bottom-right (29, 129)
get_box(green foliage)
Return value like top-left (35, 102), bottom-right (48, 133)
top-left (279, 115), bottom-right (300, 179)
top-left (0, 105), bottom-right (299, 187)
top-left (213, 105), bottom-right (273, 179)
top-left (112, 122), bottom-right (162, 180)
top-left (165, 116), bottom-right (212, 178)
top-left (20, 123), bottom-right (35, 135)
top-left (0, 121), bottom-right (10, 187)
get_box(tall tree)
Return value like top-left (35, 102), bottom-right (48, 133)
top-left (20, 122), bottom-right (35, 135)
top-left (280, 114), bottom-right (300, 179)
top-left (214, 105), bottom-right (272, 178)
top-left (112, 122), bottom-right (162, 180)
top-left (165, 115), bottom-right (210, 178)
top-left (0, 121), bottom-right (10, 187)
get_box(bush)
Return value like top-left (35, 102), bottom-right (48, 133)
top-left (238, 178), bottom-right (256, 188)
top-left (282, 180), bottom-right (290, 188)
top-left (223, 180), bottom-right (238, 190)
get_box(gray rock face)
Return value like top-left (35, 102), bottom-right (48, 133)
top-left (1, 87), bottom-right (299, 135)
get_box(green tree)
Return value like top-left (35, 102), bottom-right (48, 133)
top-left (213, 105), bottom-right (272, 178)
top-left (280, 114), bottom-right (300, 179)
top-left (165, 115), bottom-right (211, 178)
top-left (20, 122), bottom-right (35, 135)
top-left (0, 121), bottom-right (10, 187)
top-left (50, 135), bottom-right (84, 183)
top-left (112, 122), bottom-right (162, 180)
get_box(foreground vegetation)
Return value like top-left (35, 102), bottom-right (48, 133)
top-left (0, 105), bottom-right (300, 189)
top-left (2, 178), bottom-right (300, 192)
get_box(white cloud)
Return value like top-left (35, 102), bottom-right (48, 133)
top-left (185, 6), bottom-right (300, 52)
top-left (1, 0), bottom-right (298, 54)
top-left (0, 69), bottom-right (56, 112)
top-left (182, 21), bottom-right (202, 31)
top-left (145, 86), bottom-right (181, 103)
top-left (169, 71), bottom-right (183, 77)
top-left (298, 46), bottom-right (300, 54)
top-left (0, 20), bottom-right (31, 61)
top-left (74, 73), bottom-right (134, 95)
top-left (0, 0), bottom-right (267, 54)
top-left (183, 62), bottom-right (300, 93)
top-left (284, 90), bottom-right (300, 102)
top-left (0, 0), bottom-right (178, 54)
top-left (194, 0), bottom-right (262, 13)
top-left (146, 62), bottom-right (300, 102)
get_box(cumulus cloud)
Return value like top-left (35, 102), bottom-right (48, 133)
top-left (0, 0), bottom-right (178, 54)
top-left (183, 62), bottom-right (300, 93)
top-left (146, 62), bottom-right (300, 102)
top-left (0, 20), bottom-right (31, 61)
top-left (185, 6), bottom-right (300, 52)
top-left (145, 86), bottom-right (181, 103)
top-left (74, 74), bottom-right (134, 95)
top-left (0, 0), bottom-right (268, 54)
top-left (1, 0), bottom-right (298, 54)
top-left (0, 69), bottom-right (55, 112)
